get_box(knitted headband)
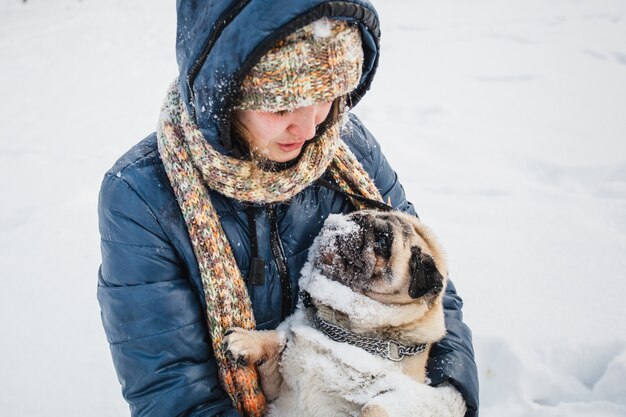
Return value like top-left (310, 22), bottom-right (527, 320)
top-left (235, 18), bottom-right (364, 112)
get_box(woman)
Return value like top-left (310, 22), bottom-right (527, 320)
top-left (97, 1), bottom-right (478, 416)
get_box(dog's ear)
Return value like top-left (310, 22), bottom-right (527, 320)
top-left (408, 246), bottom-right (444, 299)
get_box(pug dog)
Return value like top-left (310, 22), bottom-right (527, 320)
top-left (223, 210), bottom-right (465, 417)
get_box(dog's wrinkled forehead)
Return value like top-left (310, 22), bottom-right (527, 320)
top-left (319, 213), bottom-right (362, 238)
top-left (350, 211), bottom-right (416, 240)
top-left (314, 211), bottom-right (414, 261)
top-left (317, 211), bottom-right (415, 247)
top-left (314, 214), bottom-right (360, 250)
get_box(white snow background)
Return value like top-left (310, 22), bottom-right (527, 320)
top-left (1, 0), bottom-right (625, 416)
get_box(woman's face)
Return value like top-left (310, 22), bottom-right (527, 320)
top-left (234, 101), bottom-right (333, 162)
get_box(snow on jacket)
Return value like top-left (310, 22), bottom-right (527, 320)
top-left (97, 1), bottom-right (479, 416)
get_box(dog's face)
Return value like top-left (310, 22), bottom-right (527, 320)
top-left (313, 210), bottom-right (447, 306)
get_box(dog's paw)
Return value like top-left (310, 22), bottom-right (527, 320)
top-left (222, 328), bottom-right (266, 366)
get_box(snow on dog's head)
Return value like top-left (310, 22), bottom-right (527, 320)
top-left (307, 213), bottom-right (366, 286)
top-left (299, 211), bottom-right (447, 327)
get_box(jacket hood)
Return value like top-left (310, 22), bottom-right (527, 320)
top-left (175, 0), bottom-right (381, 156)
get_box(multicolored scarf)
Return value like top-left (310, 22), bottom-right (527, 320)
top-left (157, 81), bottom-right (384, 416)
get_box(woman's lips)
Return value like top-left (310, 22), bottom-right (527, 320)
top-left (277, 141), bottom-right (305, 152)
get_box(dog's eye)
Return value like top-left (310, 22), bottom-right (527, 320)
top-left (373, 228), bottom-right (392, 259)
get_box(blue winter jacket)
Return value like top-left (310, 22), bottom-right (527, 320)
top-left (97, 1), bottom-right (479, 416)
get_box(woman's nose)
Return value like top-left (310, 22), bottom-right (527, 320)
top-left (287, 105), bottom-right (319, 140)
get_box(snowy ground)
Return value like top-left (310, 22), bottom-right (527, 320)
top-left (1, 0), bottom-right (625, 416)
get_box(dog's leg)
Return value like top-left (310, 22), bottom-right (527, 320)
top-left (359, 404), bottom-right (390, 417)
top-left (223, 328), bottom-right (285, 401)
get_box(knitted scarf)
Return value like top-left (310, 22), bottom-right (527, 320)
top-left (156, 81), bottom-right (384, 416)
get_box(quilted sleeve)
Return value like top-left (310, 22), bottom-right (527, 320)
top-left (426, 280), bottom-right (479, 417)
top-left (97, 172), bottom-right (241, 417)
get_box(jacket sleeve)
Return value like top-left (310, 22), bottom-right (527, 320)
top-left (348, 114), bottom-right (480, 417)
top-left (426, 281), bottom-right (479, 417)
top-left (97, 172), bottom-right (241, 417)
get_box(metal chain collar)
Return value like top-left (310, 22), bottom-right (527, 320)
top-left (313, 313), bottom-right (427, 362)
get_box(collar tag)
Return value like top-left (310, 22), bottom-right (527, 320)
top-left (387, 340), bottom-right (402, 362)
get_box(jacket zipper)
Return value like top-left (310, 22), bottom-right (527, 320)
top-left (268, 204), bottom-right (292, 320)
top-left (186, 0), bottom-right (251, 119)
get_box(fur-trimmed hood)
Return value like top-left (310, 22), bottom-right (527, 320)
top-left (175, 0), bottom-right (381, 156)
